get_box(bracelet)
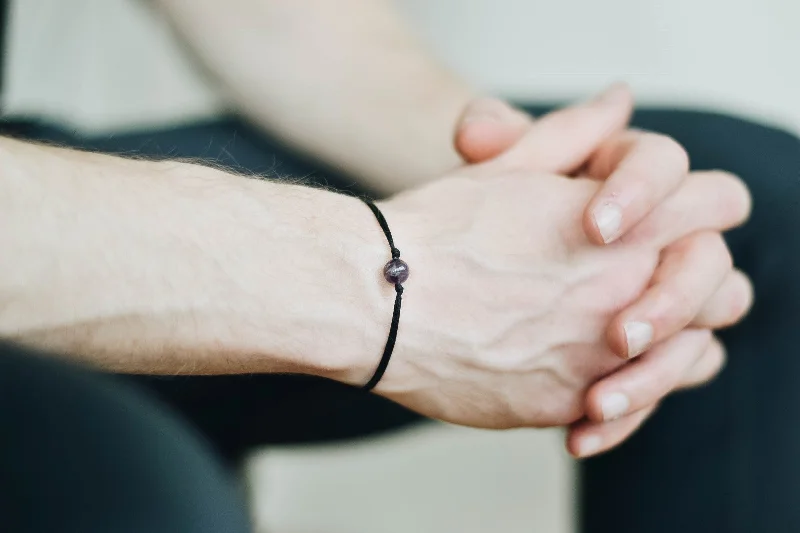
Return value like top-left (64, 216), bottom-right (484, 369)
top-left (359, 197), bottom-right (409, 391)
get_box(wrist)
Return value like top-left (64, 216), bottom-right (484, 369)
top-left (222, 178), bottom-right (392, 385)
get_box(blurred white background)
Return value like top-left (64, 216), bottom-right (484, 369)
top-left (4, 1), bottom-right (797, 531)
top-left (6, 0), bottom-right (799, 135)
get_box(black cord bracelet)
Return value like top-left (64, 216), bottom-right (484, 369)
top-left (359, 197), bottom-right (409, 391)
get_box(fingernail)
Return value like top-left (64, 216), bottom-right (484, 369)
top-left (624, 321), bottom-right (653, 358)
top-left (578, 435), bottom-right (603, 457)
top-left (462, 110), bottom-right (501, 124)
top-left (600, 392), bottom-right (630, 421)
top-left (594, 82), bottom-right (629, 105)
top-left (593, 202), bottom-right (623, 243)
top-left (462, 98), bottom-right (509, 124)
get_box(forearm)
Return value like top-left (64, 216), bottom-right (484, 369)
top-left (153, 0), bottom-right (475, 194)
top-left (0, 137), bottom-right (383, 382)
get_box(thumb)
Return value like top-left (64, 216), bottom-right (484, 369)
top-left (499, 83), bottom-right (634, 174)
top-left (454, 97), bottom-right (533, 164)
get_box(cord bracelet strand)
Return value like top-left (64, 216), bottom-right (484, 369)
top-left (359, 197), bottom-right (408, 391)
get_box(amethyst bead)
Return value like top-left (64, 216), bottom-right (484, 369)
top-left (383, 258), bottom-right (409, 284)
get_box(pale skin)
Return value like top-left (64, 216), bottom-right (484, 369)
top-left (453, 93), bottom-right (752, 454)
top-left (151, 0), bottom-right (473, 193)
top-left (0, 98), bottom-right (749, 456)
top-left (0, 0), bottom-right (753, 457)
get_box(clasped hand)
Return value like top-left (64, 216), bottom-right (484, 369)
top-left (373, 85), bottom-right (752, 457)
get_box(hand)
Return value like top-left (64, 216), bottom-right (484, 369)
top-left (457, 84), bottom-right (690, 245)
top-left (451, 86), bottom-right (753, 455)
top-left (370, 138), bottom-right (749, 435)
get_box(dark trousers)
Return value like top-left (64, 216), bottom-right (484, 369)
top-left (0, 342), bottom-right (252, 533)
top-left (1, 105), bottom-right (799, 533)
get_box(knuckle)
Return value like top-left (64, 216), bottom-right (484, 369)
top-left (701, 340), bottom-right (727, 381)
top-left (731, 272), bottom-right (755, 318)
top-left (706, 169), bottom-right (742, 185)
top-left (696, 328), bottom-right (715, 346)
top-left (707, 170), bottom-right (753, 223)
top-left (729, 179), bottom-right (753, 223)
top-left (692, 232), bottom-right (733, 271)
top-left (720, 244), bottom-right (734, 272)
top-left (661, 289), bottom-right (699, 326)
top-left (712, 236), bottom-right (734, 271)
top-left (645, 134), bottom-right (690, 172)
top-left (712, 340), bottom-right (728, 371)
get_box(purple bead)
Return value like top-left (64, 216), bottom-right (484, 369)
top-left (383, 258), bottom-right (409, 284)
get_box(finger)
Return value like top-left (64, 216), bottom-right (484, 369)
top-left (496, 83), bottom-right (634, 174)
top-left (567, 404), bottom-right (657, 458)
top-left (608, 231), bottom-right (732, 359)
top-left (586, 329), bottom-right (712, 422)
top-left (454, 97), bottom-right (533, 163)
top-left (677, 336), bottom-right (726, 389)
top-left (569, 337), bottom-right (725, 458)
top-left (624, 170), bottom-right (753, 250)
top-left (583, 130), bottom-right (689, 244)
top-left (691, 269), bottom-right (754, 329)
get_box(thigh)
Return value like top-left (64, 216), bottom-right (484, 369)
top-left (538, 108), bottom-right (800, 533)
top-left (0, 341), bottom-right (250, 533)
